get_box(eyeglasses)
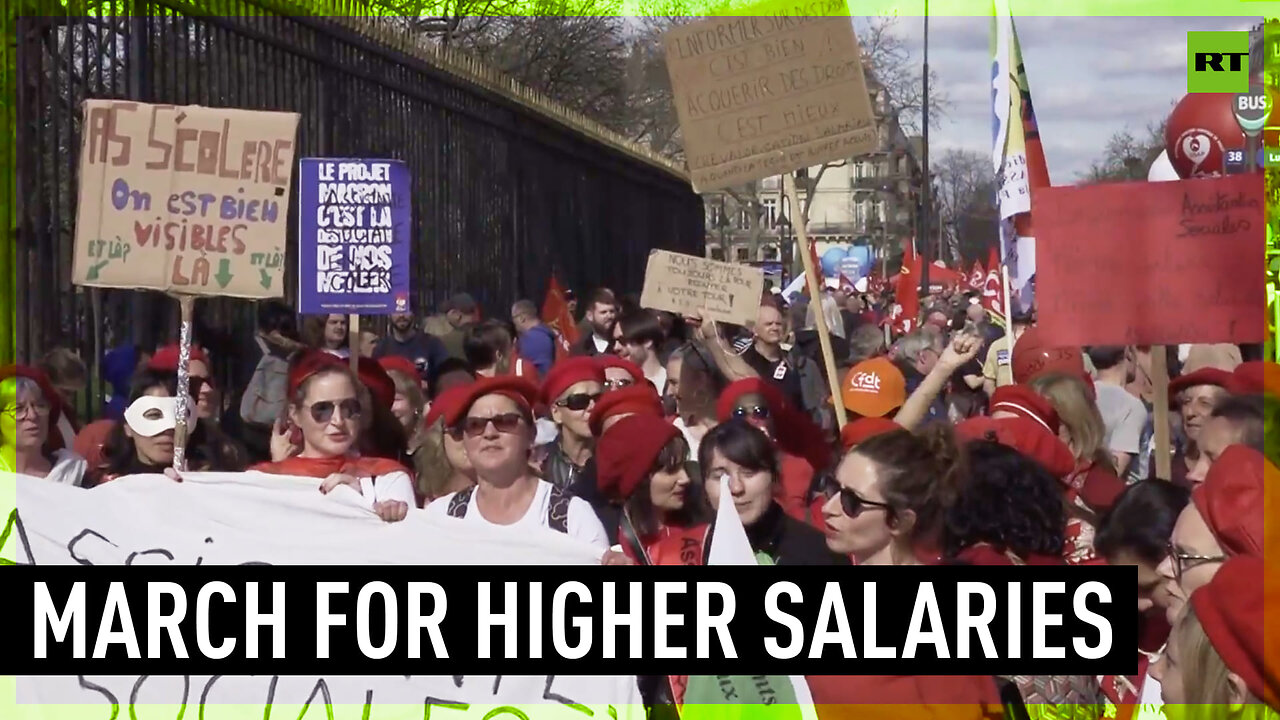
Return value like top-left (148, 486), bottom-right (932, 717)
top-left (819, 474), bottom-right (892, 518)
top-left (307, 398), bottom-right (362, 424)
top-left (604, 379), bottom-right (634, 391)
top-left (3, 402), bottom-right (51, 419)
top-left (450, 413), bottom-right (525, 440)
top-left (1165, 541), bottom-right (1227, 582)
top-left (556, 392), bottom-right (601, 412)
top-left (732, 405), bottom-right (771, 421)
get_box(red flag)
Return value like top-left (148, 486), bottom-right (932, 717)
top-left (893, 237), bottom-right (921, 335)
top-left (541, 273), bottom-right (579, 348)
top-left (981, 247), bottom-right (1004, 319)
top-left (967, 260), bottom-right (986, 291)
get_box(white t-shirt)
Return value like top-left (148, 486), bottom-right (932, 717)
top-left (356, 471), bottom-right (417, 506)
top-left (11, 449), bottom-right (88, 486)
top-left (1095, 381), bottom-right (1148, 455)
top-left (424, 479), bottom-right (609, 551)
top-left (673, 416), bottom-right (701, 459)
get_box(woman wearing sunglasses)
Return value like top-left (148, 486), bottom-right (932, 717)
top-left (596, 412), bottom-right (711, 564)
top-left (90, 369), bottom-right (247, 486)
top-left (251, 351), bottom-right (415, 523)
top-left (714, 378), bottom-right (831, 527)
top-left (424, 375), bottom-right (610, 551)
top-left (539, 357), bottom-right (606, 493)
top-left (1155, 444), bottom-right (1264, 626)
top-left (596, 355), bottom-right (645, 393)
top-left (1, 365), bottom-right (87, 484)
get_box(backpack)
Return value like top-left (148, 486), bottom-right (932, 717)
top-left (446, 485), bottom-right (571, 534)
top-left (239, 336), bottom-right (291, 428)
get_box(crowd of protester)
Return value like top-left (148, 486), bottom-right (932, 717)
top-left (2, 279), bottom-right (1275, 720)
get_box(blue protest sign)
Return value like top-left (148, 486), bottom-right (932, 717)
top-left (298, 158), bottom-right (411, 315)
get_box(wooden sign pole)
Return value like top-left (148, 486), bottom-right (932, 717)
top-left (1151, 346), bottom-right (1172, 481)
top-left (348, 314), bottom-right (361, 372)
top-left (1000, 264), bottom-right (1016, 387)
top-left (784, 173), bottom-right (846, 431)
top-left (171, 294), bottom-right (196, 472)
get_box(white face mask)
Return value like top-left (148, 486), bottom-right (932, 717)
top-left (124, 395), bottom-right (198, 438)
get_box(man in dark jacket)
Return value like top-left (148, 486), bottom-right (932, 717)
top-left (572, 288), bottom-right (618, 357)
top-left (373, 310), bottom-right (449, 381)
top-left (511, 299), bottom-right (557, 376)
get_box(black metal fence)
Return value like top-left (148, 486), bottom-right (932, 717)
top-left (11, 0), bottom-right (703, 375)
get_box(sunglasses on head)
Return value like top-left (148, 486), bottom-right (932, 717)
top-left (819, 474), bottom-right (892, 517)
top-left (307, 398), bottom-right (362, 424)
top-left (450, 412), bottom-right (525, 440)
top-left (556, 392), bottom-right (601, 411)
top-left (732, 405), bottom-right (770, 420)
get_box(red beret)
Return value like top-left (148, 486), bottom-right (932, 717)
top-left (715, 378), bottom-right (785, 423)
top-left (714, 377), bottom-right (832, 473)
top-left (1225, 361), bottom-right (1280, 397)
top-left (437, 376), bottom-right (539, 429)
top-left (541, 357), bottom-right (605, 405)
top-left (957, 415), bottom-right (1076, 479)
top-left (596, 413), bottom-right (680, 501)
top-left (424, 380), bottom-right (475, 429)
top-left (589, 382), bottom-right (664, 437)
top-left (1169, 367), bottom-right (1234, 405)
top-left (286, 350), bottom-right (348, 398)
top-left (377, 355), bottom-right (421, 382)
top-left (1190, 555), bottom-right (1278, 709)
top-left (990, 384), bottom-right (1060, 435)
top-left (1012, 327), bottom-right (1085, 384)
top-left (148, 344), bottom-right (209, 372)
top-left (1192, 444), bottom-right (1265, 557)
top-left (840, 417), bottom-right (900, 452)
top-left (356, 357), bottom-right (397, 412)
top-left (0, 365), bottom-right (65, 453)
top-left (596, 355), bottom-right (645, 384)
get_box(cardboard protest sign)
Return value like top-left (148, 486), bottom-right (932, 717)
top-left (298, 158), bottom-right (412, 314)
top-left (6, 473), bottom-right (644, 719)
top-left (72, 100), bottom-right (299, 298)
top-left (663, 0), bottom-right (876, 192)
top-left (640, 250), bottom-right (764, 326)
top-left (1036, 174), bottom-right (1265, 346)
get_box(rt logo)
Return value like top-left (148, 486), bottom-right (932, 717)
top-left (1187, 31), bottom-right (1250, 93)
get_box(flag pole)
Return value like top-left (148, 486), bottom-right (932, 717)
top-left (1000, 264), bottom-right (1015, 384)
top-left (918, 0), bottom-right (932, 297)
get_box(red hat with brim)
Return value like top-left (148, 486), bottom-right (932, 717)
top-left (597, 413), bottom-right (680, 501)
top-left (377, 356), bottom-right (421, 383)
top-left (1168, 367), bottom-right (1234, 409)
top-left (716, 378), bottom-right (831, 473)
top-left (989, 384), bottom-right (1060, 435)
top-left (424, 380), bottom-right (475, 429)
top-left (437, 376), bottom-right (539, 429)
top-left (589, 383), bottom-right (664, 438)
top-left (541, 357), bottom-right (606, 406)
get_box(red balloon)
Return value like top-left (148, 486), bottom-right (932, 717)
top-left (1164, 93), bottom-right (1245, 179)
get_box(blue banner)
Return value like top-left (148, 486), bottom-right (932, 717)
top-left (297, 158), bottom-right (411, 314)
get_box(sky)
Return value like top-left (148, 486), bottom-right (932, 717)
top-left (885, 15), bottom-right (1257, 181)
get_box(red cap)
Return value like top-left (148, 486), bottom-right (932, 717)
top-left (840, 417), bottom-right (900, 452)
top-left (957, 415), bottom-right (1076, 479)
top-left (1189, 555), bottom-right (1278, 709)
top-left (1169, 367), bottom-right (1234, 406)
top-left (436, 375), bottom-right (539, 429)
top-left (1012, 327), bottom-right (1085, 384)
top-left (355, 357), bottom-right (396, 412)
top-left (1225, 361), bottom-right (1280, 397)
top-left (424, 380), bottom-right (475, 429)
top-left (596, 413), bottom-right (680, 501)
top-left (377, 355), bottom-right (421, 382)
top-left (596, 355), bottom-right (646, 384)
top-left (148, 344), bottom-right (209, 372)
top-left (540, 357), bottom-right (605, 405)
top-left (990, 384), bottom-right (1060, 435)
top-left (589, 383), bottom-right (664, 437)
top-left (0, 365), bottom-right (65, 452)
top-left (1191, 444), bottom-right (1265, 557)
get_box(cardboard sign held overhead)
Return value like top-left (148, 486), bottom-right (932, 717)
top-left (1036, 174), bottom-right (1265, 347)
top-left (72, 100), bottom-right (300, 298)
top-left (663, 0), bottom-right (876, 193)
top-left (640, 250), bottom-right (765, 326)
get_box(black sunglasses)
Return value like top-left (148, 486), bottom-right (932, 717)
top-left (307, 398), bottom-right (362, 424)
top-left (732, 405), bottom-right (770, 420)
top-left (451, 412), bottom-right (525, 440)
top-left (819, 474), bottom-right (892, 518)
top-left (556, 392), bottom-right (601, 411)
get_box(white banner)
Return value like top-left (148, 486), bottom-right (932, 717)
top-left (4, 473), bottom-right (641, 718)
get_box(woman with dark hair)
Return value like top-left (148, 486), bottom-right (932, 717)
top-left (89, 369), bottom-right (247, 485)
top-left (596, 413), bottom-right (710, 564)
top-left (944, 440), bottom-right (1067, 566)
top-left (465, 320), bottom-right (538, 382)
top-left (1094, 480), bottom-right (1192, 717)
top-left (651, 420), bottom-right (847, 566)
top-left (252, 350), bottom-right (414, 522)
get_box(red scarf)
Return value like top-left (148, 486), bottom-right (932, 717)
top-left (252, 455), bottom-right (409, 479)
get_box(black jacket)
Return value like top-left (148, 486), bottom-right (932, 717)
top-left (706, 502), bottom-right (850, 566)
